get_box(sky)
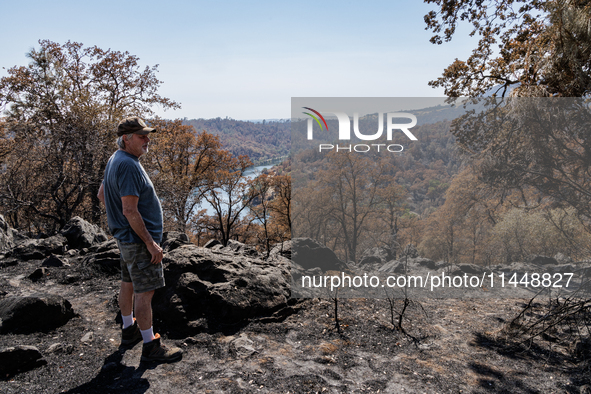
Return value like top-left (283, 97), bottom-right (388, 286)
top-left (1, 0), bottom-right (479, 121)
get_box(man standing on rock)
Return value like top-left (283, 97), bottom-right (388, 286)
top-left (97, 116), bottom-right (182, 363)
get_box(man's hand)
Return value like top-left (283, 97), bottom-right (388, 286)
top-left (146, 241), bottom-right (164, 264)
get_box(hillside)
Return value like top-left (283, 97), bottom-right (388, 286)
top-left (184, 118), bottom-right (290, 165)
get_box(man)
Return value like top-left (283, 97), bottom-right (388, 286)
top-left (98, 116), bottom-right (181, 363)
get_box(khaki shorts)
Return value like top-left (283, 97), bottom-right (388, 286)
top-left (117, 240), bottom-right (165, 294)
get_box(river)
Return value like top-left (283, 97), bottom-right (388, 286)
top-left (199, 164), bottom-right (275, 217)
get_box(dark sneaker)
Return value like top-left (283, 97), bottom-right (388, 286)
top-left (141, 334), bottom-right (182, 362)
top-left (121, 320), bottom-right (141, 346)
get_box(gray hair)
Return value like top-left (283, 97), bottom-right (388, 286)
top-left (116, 133), bottom-right (134, 149)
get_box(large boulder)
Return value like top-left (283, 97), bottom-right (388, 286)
top-left (0, 346), bottom-right (45, 378)
top-left (153, 244), bottom-right (291, 335)
top-left (76, 239), bottom-right (121, 278)
top-left (60, 216), bottom-right (108, 250)
top-left (359, 246), bottom-right (394, 267)
top-left (290, 238), bottom-right (348, 272)
top-left (529, 255), bottom-right (559, 266)
top-left (358, 255), bottom-right (384, 272)
top-left (162, 231), bottom-right (191, 252)
top-left (0, 295), bottom-right (77, 334)
top-left (80, 247), bottom-right (121, 276)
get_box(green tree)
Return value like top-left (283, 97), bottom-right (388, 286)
top-left (0, 40), bottom-right (178, 231)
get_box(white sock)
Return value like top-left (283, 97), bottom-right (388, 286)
top-left (140, 327), bottom-right (155, 343)
top-left (122, 313), bottom-right (134, 329)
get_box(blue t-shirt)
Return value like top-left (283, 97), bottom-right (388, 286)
top-left (103, 150), bottom-right (163, 244)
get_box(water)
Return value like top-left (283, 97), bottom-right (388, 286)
top-left (199, 164), bottom-right (274, 217)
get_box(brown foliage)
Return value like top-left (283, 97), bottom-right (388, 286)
top-left (0, 40), bottom-right (178, 232)
top-left (425, 0), bottom-right (591, 97)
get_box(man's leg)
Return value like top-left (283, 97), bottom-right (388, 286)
top-left (120, 281), bottom-right (134, 317)
top-left (135, 290), bottom-right (155, 343)
top-left (120, 281), bottom-right (141, 345)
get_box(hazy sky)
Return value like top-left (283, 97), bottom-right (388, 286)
top-left (1, 0), bottom-right (478, 120)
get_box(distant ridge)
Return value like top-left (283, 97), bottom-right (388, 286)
top-left (243, 118), bottom-right (290, 123)
top-left (182, 118), bottom-right (290, 164)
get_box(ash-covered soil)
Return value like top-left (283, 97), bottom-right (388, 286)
top-left (1, 257), bottom-right (590, 394)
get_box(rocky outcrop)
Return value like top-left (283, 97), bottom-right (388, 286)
top-left (0, 295), bottom-right (77, 334)
top-left (153, 243), bottom-right (291, 335)
top-left (60, 216), bottom-right (108, 250)
top-left (9, 235), bottom-right (68, 261)
top-left (80, 239), bottom-right (120, 277)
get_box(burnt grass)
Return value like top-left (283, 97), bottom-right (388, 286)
top-left (1, 257), bottom-right (591, 393)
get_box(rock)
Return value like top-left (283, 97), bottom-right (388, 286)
top-left (80, 247), bottom-right (121, 277)
top-left (223, 240), bottom-right (260, 257)
top-left (47, 343), bottom-right (65, 354)
top-left (87, 239), bottom-right (117, 254)
top-left (358, 255), bottom-right (383, 271)
top-left (413, 257), bottom-right (437, 270)
top-left (376, 261), bottom-right (401, 273)
top-left (291, 238), bottom-right (348, 273)
top-left (529, 255), bottom-right (559, 266)
top-left (0, 294), bottom-right (77, 334)
top-left (401, 244), bottom-right (419, 258)
top-left (10, 241), bottom-right (45, 260)
top-left (458, 264), bottom-right (484, 275)
top-left (42, 254), bottom-right (69, 267)
top-left (60, 216), bottom-right (108, 250)
top-left (572, 337), bottom-right (591, 359)
top-left (162, 231), bottom-right (191, 252)
top-left (554, 252), bottom-right (573, 265)
top-left (81, 331), bottom-right (94, 344)
top-left (229, 333), bottom-right (258, 358)
top-left (0, 346), bottom-right (45, 377)
top-left (153, 244), bottom-right (291, 335)
top-left (376, 257), bottom-right (437, 274)
top-left (204, 239), bottom-right (221, 248)
top-left (0, 215), bottom-right (16, 253)
top-left (377, 261), bottom-right (407, 274)
top-left (551, 264), bottom-right (576, 274)
top-left (360, 246), bottom-right (393, 265)
top-left (28, 267), bottom-right (49, 282)
top-left (39, 234), bottom-right (68, 255)
top-left (9, 234), bottom-right (68, 260)
top-left (0, 257), bottom-right (19, 268)
top-left (268, 242), bottom-right (291, 260)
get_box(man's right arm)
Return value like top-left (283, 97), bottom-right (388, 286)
top-left (121, 195), bottom-right (163, 264)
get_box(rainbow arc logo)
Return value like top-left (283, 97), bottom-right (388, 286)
top-left (302, 107), bottom-right (328, 131)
